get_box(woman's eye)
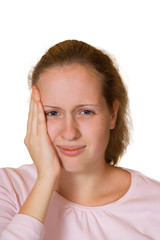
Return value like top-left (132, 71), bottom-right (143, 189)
top-left (44, 110), bottom-right (95, 118)
top-left (45, 111), bottom-right (59, 116)
top-left (80, 110), bottom-right (94, 115)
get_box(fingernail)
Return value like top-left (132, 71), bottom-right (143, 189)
top-left (36, 101), bottom-right (40, 109)
top-left (32, 86), bottom-right (36, 94)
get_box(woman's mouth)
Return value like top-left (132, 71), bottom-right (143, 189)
top-left (56, 145), bottom-right (86, 157)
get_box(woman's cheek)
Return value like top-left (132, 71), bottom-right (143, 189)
top-left (46, 120), bottom-right (61, 141)
top-left (95, 117), bottom-right (111, 142)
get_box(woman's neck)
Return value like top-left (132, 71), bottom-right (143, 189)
top-left (55, 163), bottom-right (117, 205)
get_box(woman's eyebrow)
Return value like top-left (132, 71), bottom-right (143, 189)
top-left (43, 104), bottom-right (100, 110)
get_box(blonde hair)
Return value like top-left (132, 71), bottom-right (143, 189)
top-left (28, 40), bottom-right (132, 165)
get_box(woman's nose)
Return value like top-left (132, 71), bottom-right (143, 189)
top-left (61, 116), bottom-right (81, 141)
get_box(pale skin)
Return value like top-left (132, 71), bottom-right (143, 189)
top-left (19, 63), bottom-right (131, 223)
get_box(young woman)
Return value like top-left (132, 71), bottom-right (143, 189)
top-left (0, 40), bottom-right (160, 240)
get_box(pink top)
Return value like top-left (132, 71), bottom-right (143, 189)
top-left (0, 163), bottom-right (160, 240)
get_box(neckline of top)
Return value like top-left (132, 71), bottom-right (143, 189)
top-left (53, 167), bottom-right (137, 211)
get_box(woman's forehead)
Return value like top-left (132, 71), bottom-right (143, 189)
top-left (38, 63), bottom-right (103, 84)
top-left (37, 63), bottom-right (104, 101)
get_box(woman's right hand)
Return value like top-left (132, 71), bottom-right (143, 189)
top-left (24, 86), bottom-right (62, 180)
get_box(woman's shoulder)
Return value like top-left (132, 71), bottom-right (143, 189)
top-left (125, 167), bottom-right (160, 201)
top-left (129, 168), bottom-right (160, 187)
top-left (0, 163), bottom-right (37, 182)
top-left (0, 163), bottom-right (37, 202)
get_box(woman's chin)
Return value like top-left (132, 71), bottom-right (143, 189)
top-left (59, 157), bottom-right (88, 174)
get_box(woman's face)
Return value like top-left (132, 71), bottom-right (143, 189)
top-left (37, 63), bottom-right (118, 173)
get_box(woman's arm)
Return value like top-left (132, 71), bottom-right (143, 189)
top-left (18, 173), bottom-right (57, 223)
top-left (18, 86), bottom-right (61, 223)
top-left (0, 87), bottom-right (61, 239)
top-left (0, 167), bottom-right (45, 240)
top-left (19, 87), bottom-right (61, 223)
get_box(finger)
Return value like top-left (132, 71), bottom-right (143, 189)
top-left (30, 97), bottom-right (38, 137)
top-left (26, 91), bottom-right (35, 137)
top-left (32, 86), bottom-right (42, 136)
top-left (33, 86), bottom-right (41, 102)
top-left (27, 87), bottom-right (38, 138)
top-left (37, 101), bottom-right (48, 137)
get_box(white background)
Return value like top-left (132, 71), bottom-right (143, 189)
top-left (0, 0), bottom-right (159, 180)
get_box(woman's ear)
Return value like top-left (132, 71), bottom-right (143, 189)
top-left (110, 100), bottom-right (120, 130)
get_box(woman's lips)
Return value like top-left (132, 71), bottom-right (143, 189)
top-left (56, 145), bottom-right (86, 157)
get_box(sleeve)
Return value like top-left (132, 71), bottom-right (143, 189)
top-left (0, 214), bottom-right (45, 240)
top-left (0, 168), bottom-right (45, 239)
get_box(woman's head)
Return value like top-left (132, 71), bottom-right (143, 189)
top-left (28, 40), bottom-right (132, 166)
